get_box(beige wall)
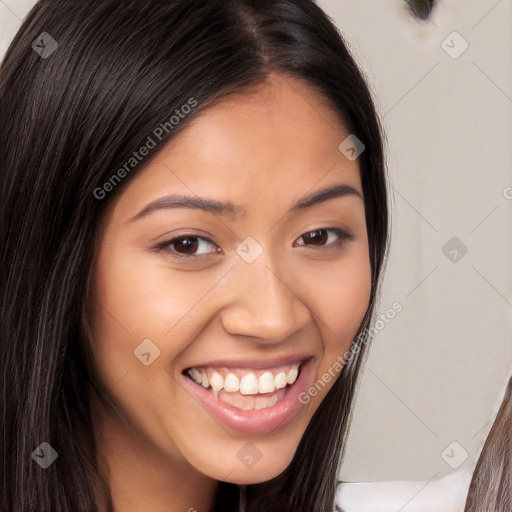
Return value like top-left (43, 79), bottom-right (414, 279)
top-left (0, 0), bottom-right (36, 57)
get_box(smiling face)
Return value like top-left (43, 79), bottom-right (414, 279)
top-left (87, 72), bottom-right (371, 487)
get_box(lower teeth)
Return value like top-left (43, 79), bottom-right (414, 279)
top-left (216, 388), bottom-right (287, 410)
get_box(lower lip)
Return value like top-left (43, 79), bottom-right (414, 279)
top-left (181, 358), bottom-right (314, 435)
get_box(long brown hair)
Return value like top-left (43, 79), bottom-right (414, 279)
top-left (0, 1), bottom-right (389, 511)
top-left (464, 376), bottom-right (511, 512)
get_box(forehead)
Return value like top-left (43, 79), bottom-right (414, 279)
top-left (108, 72), bottom-right (362, 222)
top-left (174, 72), bottom-right (351, 165)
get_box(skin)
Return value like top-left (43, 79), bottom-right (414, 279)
top-left (87, 71), bottom-right (372, 512)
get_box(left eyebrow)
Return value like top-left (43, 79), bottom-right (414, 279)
top-left (290, 184), bottom-right (363, 211)
top-left (127, 183), bottom-right (363, 223)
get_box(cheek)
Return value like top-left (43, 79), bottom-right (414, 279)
top-left (93, 252), bottom-right (200, 336)
top-left (86, 245), bottom-right (209, 450)
top-left (86, 243), bottom-right (177, 396)
top-left (299, 249), bottom-right (372, 384)
top-left (90, 243), bottom-right (227, 353)
top-left (87, 242), bottom-right (234, 403)
top-left (304, 247), bottom-right (372, 337)
top-left (323, 257), bottom-right (372, 338)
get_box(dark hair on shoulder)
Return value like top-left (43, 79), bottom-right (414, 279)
top-left (0, 1), bottom-right (389, 511)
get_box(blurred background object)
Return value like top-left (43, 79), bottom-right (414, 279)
top-left (404, 0), bottom-right (436, 22)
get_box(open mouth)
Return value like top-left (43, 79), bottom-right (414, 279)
top-left (182, 360), bottom-right (306, 411)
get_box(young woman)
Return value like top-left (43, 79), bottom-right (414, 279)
top-left (0, 1), bottom-right (389, 511)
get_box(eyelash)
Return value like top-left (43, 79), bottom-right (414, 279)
top-left (153, 227), bottom-right (354, 260)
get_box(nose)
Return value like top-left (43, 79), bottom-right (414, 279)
top-left (220, 254), bottom-right (312, 343)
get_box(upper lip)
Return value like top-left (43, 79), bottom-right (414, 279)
top-left (183, 354), bottom-right (314, 371)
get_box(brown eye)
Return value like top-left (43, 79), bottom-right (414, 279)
top-left (155, 234), bottom-right (221, 259)
top-left (173, 236), bottom-right (199, 254)
top-left (301, 229), bottom-right (329, 246)
top-left (295, 227), bottom-right (354, 248)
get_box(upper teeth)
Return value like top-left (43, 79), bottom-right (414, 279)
top-left (187, 363), bottom-right (301, 396)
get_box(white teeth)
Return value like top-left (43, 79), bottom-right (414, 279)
top-left (258, 371), bottom-right (275, 394)
top-left (187, 362), bottom-right (302, 393)
top-left (239, 373), bottom-right (259, 395)
top-left (242, 396), bottom-right (255, 410)
top-left (217, 388), bottom-right (286, 410)
top-left (286, 366), bottom-right (298, 385)
top-left (223, 372), bottom-right (240, 392)
top-left (274, 371), bottom-right (288, 389)
top-left (221, 392), bottom-right (246, 409)
top-left (187, 368), bottom-right (202, 385)
top-left (210, 371), bottom-right (224, 397)
top-left (255, 394), bottom-right (278, 410)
